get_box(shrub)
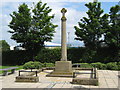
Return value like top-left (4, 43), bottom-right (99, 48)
top-left (77, 63), bottom-right (92, 68)
top-left (23, 61), bottom-right (42, 69)
top-left (34, 61), bottom-right (43, 69)
top-left (91, 62), bottom-right (106, 69)
top-left (117, 62), bottom-right (120, 70)
top-left (106, 62), bottom-right (118, 70)
top-left (43, 63), bottom-right (55, 67)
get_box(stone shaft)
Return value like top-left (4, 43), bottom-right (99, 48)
top-left (61, 8), bottom-right (67, 61)
top-left (61, 19), bottom-right (67, 61)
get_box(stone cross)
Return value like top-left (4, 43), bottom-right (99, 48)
top-left (46, 8), bottom-right (73, 77)
top-left (61, 8), bottom-right (67, 61)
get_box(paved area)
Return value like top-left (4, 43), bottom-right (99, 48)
top-left (0, 70), bottom-right (119, 89)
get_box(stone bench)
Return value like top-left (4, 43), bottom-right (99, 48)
top-left (0, 67), bottom-right (18, 76)
top-left (72, 68), bottom-right (99, 86)
top-left (18, 69), bottom-right (42, 76)
top-left (15, 69), bottom-right (41, 82)
top-left (16, 76), bottom-right (39, 82)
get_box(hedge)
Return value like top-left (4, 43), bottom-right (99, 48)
top-left (35, 48), bottom-right (61, 63)
top-left (2, 50), bottom-right (32, 65)
top-left (2, 47), bottom-right (119, 65)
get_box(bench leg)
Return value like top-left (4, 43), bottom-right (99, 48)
top-left (3, 71), bottom-right (8, 76)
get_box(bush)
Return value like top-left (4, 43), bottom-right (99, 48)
top-left (80, 63), bottom-right (92, 68)
top-left (34, 61), bottom-right (43, 69)
top-left (74, 63), bottom-right (92, 68)
top-left (23, 61), bottom-right (42, 69)
top-left (91, 62), bottom-right (106, 69)
top-left (106, 62), bottom-right (118, 70)
top-left (117, 62), bottom-right (120, 70)
top-left (43, 63), bottom-right (55, 67)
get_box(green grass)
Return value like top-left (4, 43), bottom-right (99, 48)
top-left (0, 65), bottom-right (23, 74)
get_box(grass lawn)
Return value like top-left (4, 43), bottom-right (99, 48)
top-left (0, 65), bottom-right (23, 74)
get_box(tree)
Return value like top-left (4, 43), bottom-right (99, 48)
top-left (104, 5), bottom-right (120, 62)
top-left (8, 3), bottom-right (31, 49)
top-left (74, 2), bottom-right (120, 62)
top-left (8, 1), bottom-right (58, 59)
top-left (74, 2), bottom-right (107, 62)
top-left (0, 40), bottom-right (10, 51)
top-left (74, 2), bottom-right (106, 50)
top-left (105, 5), bottom-right (120, 49)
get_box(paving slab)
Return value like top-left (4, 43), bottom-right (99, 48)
top-left (53, 83), bottom-right (64, 88)
top-left (0, 70), bottom-right (119, 89)
top-left (62, 83), bottom-right (73, 88)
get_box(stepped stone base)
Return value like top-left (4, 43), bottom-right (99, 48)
top-left (46, 61), bottom-right (73, 77)
top-left (15, 76), bottom-right (39, 82)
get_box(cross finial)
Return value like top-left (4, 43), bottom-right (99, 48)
top-left (94, 0), bottom-right (98, 2)
top-left (61, 8), bottom-right (67, 13)
top-left (61, 8), bottom-right (67, 21)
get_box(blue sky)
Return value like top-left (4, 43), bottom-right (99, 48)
top-left (0, 0), bottom-right (120, 47)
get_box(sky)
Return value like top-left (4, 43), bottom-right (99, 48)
top-left (0, 0), bottom-right (120, 47)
